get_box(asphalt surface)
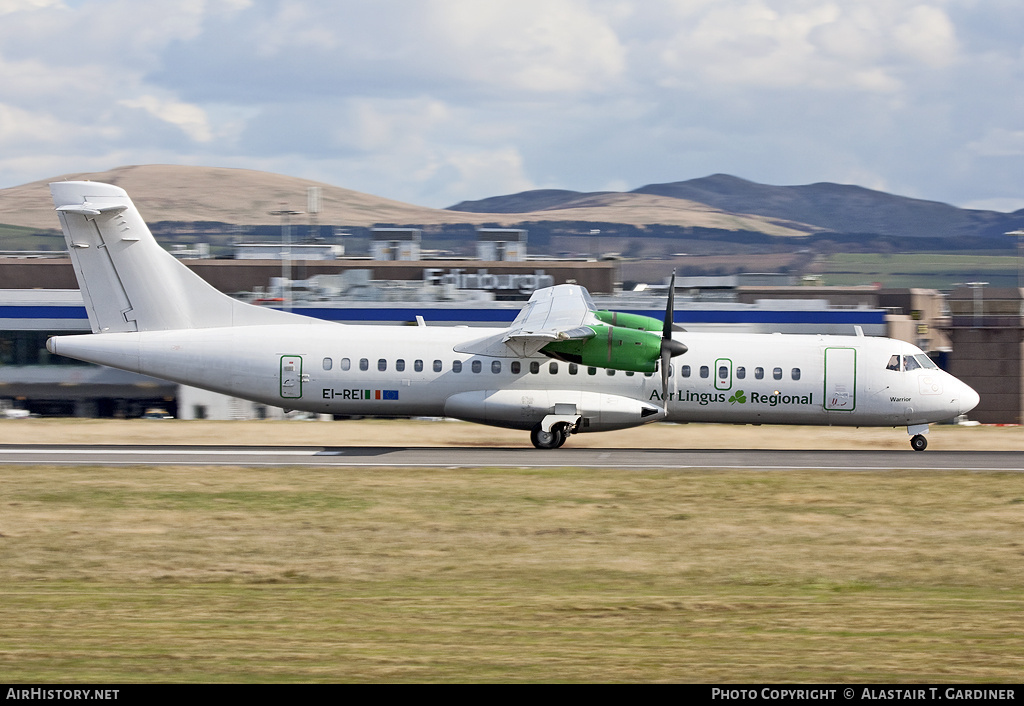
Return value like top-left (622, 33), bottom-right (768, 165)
top-left (1, 444), bottom-right (1022, 470)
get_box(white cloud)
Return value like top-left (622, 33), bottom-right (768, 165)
top-left (968, 129), bottom-right (1024, 157)
top-left (0, 103), bottom-right (75, 145)
top-left (426, 0), bottom-right (626, 92)
top-left (653, 1), bottom-right (959, 92)
top-left (119, 95), bottom-right (214, 143)
top-left (0, 0), bottom-right (63, 14)
top-left (0, 0), bottom-right (1017, 212)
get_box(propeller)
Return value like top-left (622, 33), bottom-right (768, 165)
top-left (660, 271), bottom-right (688, 401)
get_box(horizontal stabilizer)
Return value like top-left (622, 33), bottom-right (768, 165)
top-left (56, 202), bottom-right (128, 216)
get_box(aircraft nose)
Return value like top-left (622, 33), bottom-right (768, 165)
top-left (959, 382), bottom-right (980, 416)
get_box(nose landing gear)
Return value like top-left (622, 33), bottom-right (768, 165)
top-left (908, 424), bottom-right (929, 451)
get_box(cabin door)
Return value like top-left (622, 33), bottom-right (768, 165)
top-left (823, 347), bottom-right (856, 411)
top-left (280, 355), bottom-right (303, 399)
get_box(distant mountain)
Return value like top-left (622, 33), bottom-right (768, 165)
top-left (4, 166), bottom-right (1021, 244)
top-left (451, 174), bottom-right (1024, 240)
top-left (0, 165), bottom-right (815, 237)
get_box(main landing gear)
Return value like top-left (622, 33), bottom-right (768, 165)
top-left (530, 422), bottom-right (570, 449)
top-left (908, 423), bottom-right (929, 452)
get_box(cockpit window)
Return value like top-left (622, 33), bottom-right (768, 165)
top-left (914, 353), bottom-right (937, 369)
top-left (903, 355), bottom-right (921, 372)
top-left (886, 355), bottom-right (900, 371)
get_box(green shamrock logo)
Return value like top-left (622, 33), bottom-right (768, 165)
top-left (728, 390), bottom-right (747, 405)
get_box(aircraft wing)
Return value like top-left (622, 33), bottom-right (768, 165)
top-left (502, 284), bottom-right (598, 357)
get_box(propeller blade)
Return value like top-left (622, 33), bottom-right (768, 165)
top-left (663, 272), bottom-right (675, 340)
top-left (660, 272), bottom-right (687, 400)
top-left (661, 346), bottom-right (670, 401)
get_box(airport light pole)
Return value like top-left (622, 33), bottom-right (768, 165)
top-left (1007, 230), bottom-right (1024, 290)
top-left (270, 208), bottom-right (303, 312)
top-left (966, 281), bottom-right (988, 327)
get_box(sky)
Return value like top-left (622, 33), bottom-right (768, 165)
top-left (0, 0), bottom-right (1022, 211)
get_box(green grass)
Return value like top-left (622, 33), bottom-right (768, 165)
top-left (0, 464), bottom-right (1022, 682)
top-left (0, 224), bottom-right (65, 252)
top-left (819, 253), bottom-right (1021, 288)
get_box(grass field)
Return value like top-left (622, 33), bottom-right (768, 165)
top-left (0, 463), bottom-right (1022, 682)
top-left (0, 421), bottom-right (1022, 682)
top-left (818, 253), bottom-right (1020, 289)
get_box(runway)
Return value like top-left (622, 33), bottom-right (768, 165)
top-left (1, 444), bottom-right (1022, 471)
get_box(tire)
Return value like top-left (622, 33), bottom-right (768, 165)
top-left (530, 423), bottom-right (565, 449)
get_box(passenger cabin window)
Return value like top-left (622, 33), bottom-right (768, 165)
top-left (378, 359), bottom-right (387, 372)
top-left (530, 362), bottom-right (540, 374)
top-left (433, 360), bottom-right (442, 373)
top-left (340, 358), bottom-right (351, 371)
top-left (736, 366), bottom-right (746, 380)
top-left (700, 366), bottom-right (709, 379)
top-left (453, 360), bottom-right (462, 373)
top-left (569, 363), bottom-right (578, 375)
top-left (773, 367), bottom-right (782, 380)
top-left (681, 365), bottom-right (690, 378)
top-left (606, 369), bottom-right (615, 376)
top-left (414, 360), bottom-right (423, 372)
top-left (511, 361), bottom-right (521, 374)
top-left (791, 368), bottom-right (801, 381)
top-left (549, 362), bottom-right (559, 374)
top-left (589, 367), bottom-right (598, 376)
top-left (396, 359), bottom-right (405, 372)
top-left (754, 367), bottom-right (764, 380)
top-left (359, 358), bottom-right (369, 371)
top-left (472, 360), bottom-right (482, 373)
top-left (492, 361), bottom-right (501, 374)
top-left (322, 357), bottom-right (332, 371)
top-left (718, 365), bottom-right (728, 380)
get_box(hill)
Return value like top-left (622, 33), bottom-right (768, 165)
top-left (451, 174), bottom-right (1024, 240)
top-left (0, 165), bottom-right (818, 238)
top-left (0, 164), bottom-right (465, 231)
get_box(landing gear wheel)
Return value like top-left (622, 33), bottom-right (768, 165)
top-left (553, 424), bottom-right (569, 448)
top-left (911, 434), bottom-right (928, 452)
top-left (531, 423), bottom-right (566, 449)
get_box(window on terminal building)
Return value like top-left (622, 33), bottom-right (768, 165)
top-left (0, 331), bottom-right (91, 366)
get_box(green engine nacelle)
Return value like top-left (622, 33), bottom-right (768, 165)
top-left (593, 310), bottom-right (664, 332)
top-left (541, 324), bottom-right (662, 374)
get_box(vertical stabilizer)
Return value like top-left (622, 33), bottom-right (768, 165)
top-left (50, 181), bottom-right (312, 332)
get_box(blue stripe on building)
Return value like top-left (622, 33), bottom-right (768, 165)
top-left (3, 304), bottom-right (886, 327)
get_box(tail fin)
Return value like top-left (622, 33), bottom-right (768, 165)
top-left (50, 181), bottom-right (311, 333)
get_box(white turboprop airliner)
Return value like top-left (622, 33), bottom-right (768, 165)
top-left (46, 181), bottom-right (978, 451)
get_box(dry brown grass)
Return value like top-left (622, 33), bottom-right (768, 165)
top-left (0, 417), bottom-right (1020, 450)
top-left (0, 457), bottom-right (1022, 682)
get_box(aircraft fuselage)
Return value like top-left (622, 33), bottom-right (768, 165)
top-left (48, 323), bottom-right (977, 432)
